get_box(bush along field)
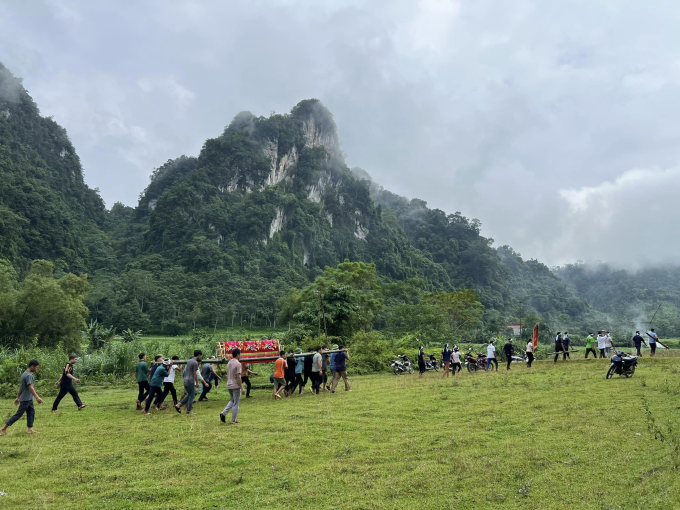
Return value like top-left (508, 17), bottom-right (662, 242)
top-left (1, 355), bottom-right (680, 509)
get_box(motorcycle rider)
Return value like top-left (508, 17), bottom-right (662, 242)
top-left (632, 331), bottom-right (646, 357)
top-left (451, 346), bottom-right (462, 374)
top-left (504, 338), bottom-right (515, 370)
top-left (441, 344), bottom-right (452, 378)
top-left (486, 341), bottom-right (498, 372)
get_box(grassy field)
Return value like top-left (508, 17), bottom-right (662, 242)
top-left (1, 356), bottom-right (680, 509)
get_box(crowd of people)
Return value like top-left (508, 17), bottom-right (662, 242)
top-left (0, 344), bottom-right (352, 434)
top-left (0, 329), bottom-right (663, 434)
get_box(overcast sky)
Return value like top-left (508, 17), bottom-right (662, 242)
top-left (2, 0), bottom-right (679, 269)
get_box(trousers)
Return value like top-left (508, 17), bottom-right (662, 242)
top-left (6, 400), bottom-right (35, 428)
top-left (222, 388), bottom-right (241, 422)
top-left (52, 384), bottom-right (82, 410)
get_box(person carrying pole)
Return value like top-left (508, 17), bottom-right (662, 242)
top-left (220, 348), bottom-right (245, 424)
top-left (144, 358), bottom-right (170, 414)
top-left (135, 352), bottom-right (150, 410)
top-left (175, 350), bottom-right (202, 415)
top-left (52, 354), bottom-right (86, 412)
top-left (331, 346), bottom-right (350, 393)
top-left (1, 360), bottom-right (43, 436)
top-left (646, 329), bottom-right (658, 357)
top-left (553, 333), bottom-right (565, 364)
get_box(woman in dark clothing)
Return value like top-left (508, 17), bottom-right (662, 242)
top-left (52, 354), bottom-right (86, 412)
top-left (417, 346), bottom-right (426, 378)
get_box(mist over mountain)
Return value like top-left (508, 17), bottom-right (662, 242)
top-left (2, 61), bottom-right (679, 337)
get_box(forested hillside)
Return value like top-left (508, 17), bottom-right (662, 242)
top-left (1, 60), bottom-right (679, 347)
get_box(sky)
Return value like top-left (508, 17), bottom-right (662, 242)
top-left (1, 0), bottom-right (680, 269)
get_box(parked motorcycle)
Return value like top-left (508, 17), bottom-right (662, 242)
top-left (464, 349), bottom-right (487, 372)
top-left (391, 354), bottom-right (414, 376)
top-left (509, 354), bottom-right (527, 364)
top-left (606, 350), bottom-right (638, 379)
top-left (423, 353), bottom-right (440, 372)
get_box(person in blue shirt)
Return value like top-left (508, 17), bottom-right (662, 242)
top-left (330, 347), bottom-right (350, 393)
top-left (646, 329), bottom-right (658, 357)
top-left (330, 343), bottom-right (338, 382)
top-left (441, 344), bottom-right (452, 378)
top-left (294, 348), bottom-right (305, 395)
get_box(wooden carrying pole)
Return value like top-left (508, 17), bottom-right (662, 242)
top-left (176, 349), bottom-right (347, 365)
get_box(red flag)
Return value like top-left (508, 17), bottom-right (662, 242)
top-left (533, 323), bottom-right (539, 349)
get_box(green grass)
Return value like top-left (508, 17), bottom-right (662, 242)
top-left (1, 357), bottom-right (680, 509)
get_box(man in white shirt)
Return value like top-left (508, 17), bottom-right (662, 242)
top-left (597, 332), bottom-right (607, 358)
top-left (451, 346), bottom-right (462, 374)
top-left (486, 341), bottom-right (498, 371)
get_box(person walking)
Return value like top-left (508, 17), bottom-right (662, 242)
top-left (311, 347), bottom-right (323, 395)
top-left (486, 341), bottom-right (498, 371)
top-left (329, 344), bottom-right (338, 383)
top-left (198, 361), bottom-right (220, 402)
top-left (158, 356), bottom-right (181, 407)
top-left (553, 333), bottom-right (565, 364)
top-left (646, 329), bottom-right (658, 357)
top-left (135, 353), bottom-right (150, 410)
top-left (240, 361), bottom-right (257, 398)
top-left (597, 331), bottom-right (607, 358)
top-left (52, 354), bottom-right (86, 412)
top-left (144, 358), bottom-right (171, 414)
top-left (220, 348), bottom-right (245, 424)
top-left (525, 339), bottom-right (534, 368)
top-left (451, 346), bottom-right (462, 374)
top-left (504, 338), bottom-right (515, 370)
top-left (176, 350), bottom-right (202, 415)
top-left (285, 351), bottom-right (298, 396)
top-left (633, 331), bottom-right (646, 357)
top-left (273, 350), bottom-right (288, 400)
top-left (302, 349), bottom-right (314, 392)
top-left (321, 346), bottom-right (330, 391)
top-left (294, 349), bottom-right (305, 395)
top-left (563, 332), bottom-right (571, 360)
top-left (330, 346), bottom-right (350, 392)
top-left (1, 360), bottom-right (43, 436)
top-left (441, 344), bottom-right (452, 378)
top-left (584, 333), bottom-right (598, 359)
top-left (417, 345), bottom-right (426, 378)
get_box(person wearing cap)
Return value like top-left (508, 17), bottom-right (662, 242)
top-left (52, 354), bottom-right (86, 412)
top-left (294, 348), bottom-right (305, 395)
top-left (240, 360), bottom-right (257, 398)
top-left (486, 341), bottom-right (498, 371)
top-left (330, 346), bottom-right (350, 392)
top-left (144, 358), bottom-right (171, 414)
top-left (503, 338), bottom-right (515, 370)
top-left (220, 348), bottom-right (245, 424)
top-left (329, 344), bottom-right (339, 383)
top-left (1, 360), bottom-right (43, 436)
top-left (584, 333), bottom-right (597, 359)
top-left (633, 331), bottom-right (646, 357)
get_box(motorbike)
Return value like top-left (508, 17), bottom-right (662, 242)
top-left (509, 354), bottom-right (527, 364)
top-left (391, 354), bottom-right (414, 376)
top-left (606, 349), bottom-right (638, 379)
top-left (423, 353), bottom-right (440, 372)
top-left (464, 349), bottom-right (487, 372)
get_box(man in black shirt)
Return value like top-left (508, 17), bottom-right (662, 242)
top-left (633, 331), bottom-right (646, 356)
top-left (52, 354), bottom-right (86, 412)
top-left (504, 339), bottom-right (515, 370)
